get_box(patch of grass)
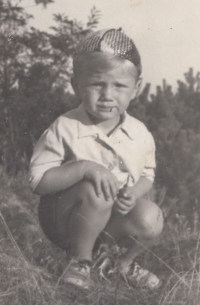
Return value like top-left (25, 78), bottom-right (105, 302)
top-left (0, 172), bottom-right (200, 305)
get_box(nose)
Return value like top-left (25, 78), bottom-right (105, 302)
top-left (100, 85), bottom-right (113, 101)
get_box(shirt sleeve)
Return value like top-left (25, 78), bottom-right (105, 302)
top-left (141, 131), bottom-right (156, 182)
top-left (29, 125), bottom-right (65, 192)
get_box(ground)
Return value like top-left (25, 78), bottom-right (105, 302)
top-left (0, 173), bottom-right (199, 305)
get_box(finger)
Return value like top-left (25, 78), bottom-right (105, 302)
top-left (120, 196), bottom-right (137, 209)
top-left (113, 177), bottom-right (121, 193)
top-left (94, 177), bottom-right (102, 197)
top-left (116, 201), bottom-right (129, 211)
top-left (116, 208), bottom-right (129, 216)
top-left (110, 174), bottom-right (121, 191)
top-left (109, 180), bottom-right (119, 200)
top-left (114, 201), bottom-right (131, 214)
top-left (118, 198), bottom-right (132, 207)
top-left (101, 180), bottom-right (112, 201)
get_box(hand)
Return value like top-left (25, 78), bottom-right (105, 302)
top-left (82, 161), bottom-right (120, 201)
top-left (115, 186), bottom-right (137, 215)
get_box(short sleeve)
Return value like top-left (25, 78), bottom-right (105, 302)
top-left (29, 127), bottom-right (65, 192)
top-left (141, 132), bottom-right (156, 182)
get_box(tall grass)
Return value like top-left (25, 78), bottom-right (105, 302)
top-left (0, 171), bottom-right (199, 305)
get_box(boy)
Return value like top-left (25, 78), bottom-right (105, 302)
top-left (29, 28), bottom-right (163, 290)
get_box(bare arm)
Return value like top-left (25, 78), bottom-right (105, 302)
top-left (34, 161), bottom-right (86, 195)
top-left (34, 160), bottom-right (120, 199)
top-left (129, 176), bottom-right (153, 200)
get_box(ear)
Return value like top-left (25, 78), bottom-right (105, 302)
top-left (135, 77), bottom-right (142, 95)
top-left (130, 77), bottom-right (142, 100)
top-left (71, 76), bottom-right (80, 98)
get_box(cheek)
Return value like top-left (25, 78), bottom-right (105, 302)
top-left (80, 88), bottom-right (91, 99)
top-left (118, 91), bottom-right (132, 102)
top-left (81, 90), bottom-right (98, 107)
top-left (126, 89), bottom-right (136, 101)
top-left (86, 88), bottom-right (100, 99)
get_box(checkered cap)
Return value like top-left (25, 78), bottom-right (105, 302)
top-left (74, 28), bottom-right (142, 75)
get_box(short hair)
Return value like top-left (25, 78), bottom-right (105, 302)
top-left (73, 52), bottom-right (139, 81)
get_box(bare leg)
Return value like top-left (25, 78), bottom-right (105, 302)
top-left (55, 181), bottom-right (114, 261)
top-left (104, 198), bottom-right (164, 270)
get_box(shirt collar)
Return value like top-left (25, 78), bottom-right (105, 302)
top-left (77, 104), bottom-right (100, 138)
top-left (76, 103), bottom-right (134, 140)
top-left (120, 112), bottom-right (135, 140)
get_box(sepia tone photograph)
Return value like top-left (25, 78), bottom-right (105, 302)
top-left (0, 0), bottom-right (200, 304)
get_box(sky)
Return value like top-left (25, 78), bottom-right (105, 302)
top-left (23, 0), bottom-right (200, 93)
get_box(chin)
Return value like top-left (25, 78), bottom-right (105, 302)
top-left (96, 112), bottom-right (116, 120)
top-left (87, 108), bottom-right (119, 122)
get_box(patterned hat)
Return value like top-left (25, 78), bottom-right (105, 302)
top-left (74, 28), bottom-right (142, 75)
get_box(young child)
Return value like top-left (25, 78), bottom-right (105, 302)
top-left (29, 28), bottom-right (163, 290)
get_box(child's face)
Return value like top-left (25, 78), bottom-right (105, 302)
top-left (73, 53), bottom-right (140, 124)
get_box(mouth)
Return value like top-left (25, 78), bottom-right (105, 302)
top-left (97, 105), bottom-right (115, 112)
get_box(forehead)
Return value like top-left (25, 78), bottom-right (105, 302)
top-left (74, 52), bottom-right (138, 80)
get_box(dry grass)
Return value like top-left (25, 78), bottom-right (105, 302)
top-left (0, 172), bottom-right (200, 305)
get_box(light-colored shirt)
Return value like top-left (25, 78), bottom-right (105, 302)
top-left (29, 104), bottom-right (156, 192)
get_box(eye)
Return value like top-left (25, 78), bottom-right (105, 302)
top-left (115, 83), bottom-right (127, 88)
top-left (90, 82), bottom-right (103, 87)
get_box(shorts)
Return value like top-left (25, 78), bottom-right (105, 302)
top-left (38, 191), bottom-right (74, 249)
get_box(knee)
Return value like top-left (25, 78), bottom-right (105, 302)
top-left (130, 200), bottom-right (164, 240)
top-left (140, 203), bottom-right (164, 240)
top-left (79, 181), bottom-right (114, 212)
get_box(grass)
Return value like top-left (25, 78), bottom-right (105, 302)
top-left (0, 171), bottom-right (200, 305)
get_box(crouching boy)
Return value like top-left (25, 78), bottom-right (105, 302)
top-left (29, 28), bottom-right (163, 290)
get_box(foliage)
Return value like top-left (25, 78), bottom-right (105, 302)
top-left (0, 0), bottom-right (100, 173)
top-left (34, 0), bottom-right (54, 7)
top-left (128, 70), bottom-right (200, 225)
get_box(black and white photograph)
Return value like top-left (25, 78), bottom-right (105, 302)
top-left (0, 1), bottom-right (200, 304)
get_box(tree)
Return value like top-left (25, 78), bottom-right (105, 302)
top-left (0, 0), bottom-right (100, 172)
top-left (0, 0), bottom-right (33, 170)
top-left (128, 70), bottom-right (200, 223)
top-left (34, 0), bottom-right (54, 6)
